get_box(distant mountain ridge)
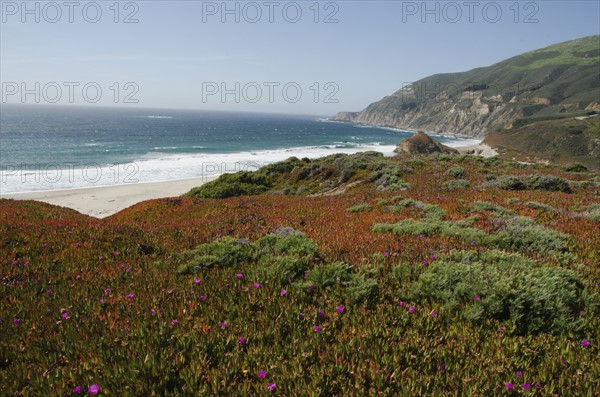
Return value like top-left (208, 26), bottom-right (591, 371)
top-left (333, 36), bottom-right (600, 138)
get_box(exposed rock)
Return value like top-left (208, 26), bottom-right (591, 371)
top-left (394, 131), bottom-right (459, 155)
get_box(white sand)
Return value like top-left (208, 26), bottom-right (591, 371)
top-left (456, 143), bottom-right (498, 158)
top-left (0, 177), bottom-right (215, 219)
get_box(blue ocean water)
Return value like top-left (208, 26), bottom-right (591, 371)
top-left (0, 105), bottom-right (479, 194)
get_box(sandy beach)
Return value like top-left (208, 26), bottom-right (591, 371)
top-left (0, 177), bottom-right (215, 219)
top-left (456, 143), bottom-right (498, 158)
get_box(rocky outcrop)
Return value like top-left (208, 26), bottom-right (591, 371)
top-left (394, 131), bottom-right (459, 155)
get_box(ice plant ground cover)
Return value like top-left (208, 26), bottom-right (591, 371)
top-left (1, 154), bottom-right (599, 395)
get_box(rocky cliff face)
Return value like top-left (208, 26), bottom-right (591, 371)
top-left (334, 89), bottom-right (527, 138)
top-left (333, 36), bottom-right (600, 138)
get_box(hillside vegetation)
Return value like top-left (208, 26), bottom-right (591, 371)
top-left (1, 154), bottom-right (599, 395)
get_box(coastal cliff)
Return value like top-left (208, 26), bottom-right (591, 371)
top-left (333, 36), bottom-right (600, 139)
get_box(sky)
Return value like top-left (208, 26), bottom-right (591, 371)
top-left (1, 0), bottom-right (599, 115)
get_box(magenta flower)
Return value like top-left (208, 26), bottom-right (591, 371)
top-left (474, 295), bottom-right (481, 301)
top-left (314, 325), bottom-right (321, 332)
top-left (253, 282), bottom-right (260, 289)
top-left (194, 279), bottom-right (201, 285)
top-left (522, 383), bottom-right (531, 390)
top-left (430, 310), bottom-right (437, 317)
top-left (73, 385), bottom-right (81, 393)
top-left (46, 290), bottom-right (52, 296)
top-left (200, 295), bottom-right (207, 301)
top-left (280, 289), bottom-right (287, 296)
top-left (399, 301), bottom-right (406, 307)
top-left (88, 384), bottom-right (100, 395)
top-left (258, 371), bottom-right (267, 378)
top-left (423, 260), bottom-right (430, 266)
top-left (318, 311), bottom-right (325, 317)
top-left (99, 299), bottom-right (104, 304)
top-left (13, 318), bottom-right (19, 325)
top-left (61, 312), bottom-right (69, 319)
top-left (220, 321), bottom-right (228, 329)
top-left (430, 254), bottom-right (436, 260)
top-left (127, 294), bottom-right (135, 299)
top-left (238, 337), bottom-right (246, 344)
top-left (104, 288), bottom-right (111, 295)
top-left (337, 306), bottom-right (345, 314)
top-left (171, 319), bottom-right (178, 326)
top-left (150, 309), bottom-right (156, 315)
top-left (505, 382), bottom-right (514, 390)
top-left (125, 268), bottom-right (131, 273)
top-left (383, 251), bottom-right (388, 257)
top-left (268, 383), bottom-right (276, 391)
top-left (236, 273), bottom-right (243, 279)
top-left (114, 251), bottom-right (119, 256)
top-left (408, 307), bottom-right (415, 313)
top-left (581, 339), bottom-right (590, 347)
top-left (439, 363), bottom-right (446, 372)
top-left (499, 326), bottom-right (505, 333)
top-left (516, 371), bottom-right (522, 377)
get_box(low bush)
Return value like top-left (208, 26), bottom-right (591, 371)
top-left (412, 249), bottom-right (587, 335)
top-left (446, 166), bottom-right (467, 178)
top-left (347, 203), bottom-right (373, 213)
top-left (443, 179), bottom-right (471, 190)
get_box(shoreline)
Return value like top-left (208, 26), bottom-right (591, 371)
top-left (0, 177), bottom-right (216, 219)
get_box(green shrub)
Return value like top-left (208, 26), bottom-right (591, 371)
top-left (493, 216), bottom-right (570, 258)
top-left (446, 166), bottom-right (467, 178)
top-left (177, 237), bottom-right (254, 274)
top-left (347, 275), bottom-right (380, 305)
top-left (347, 203), bottom-right (373, 213)
top-left (443, 179), bottom-right (471, 190)
top-left (306, 261), bottom-right (354, 290)
top-left (486, 175), bottom-right (527, 190)
top-left (412, 249), bottom-right (586, 334)
top-left (373, 219), bottom-right (486, 243)
top-left (562, 162), bottom-right (588, 172)
top-left (524, 175), bottom-right (572, 193)
top-left (469, 201), bottom-right (516, 217)
top-left (526, 201), bottom-right (556, 212)
top-left (186, 171), bottom-right (272, 198)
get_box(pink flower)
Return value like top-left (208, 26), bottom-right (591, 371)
top-left (522, 383), bottom-right (531, 390)
top-left (383, 251), bottom-right (388, 257)
top-left (253, 282), bottom-right (260, 289)
top-left (88, 384), bottom-right (100, 394)
top-left (268, 383), bottom-right (276, 391)
top-left (150, 309), bottom-right (156, 315)
top-left (423, 260), bottom-right (430, 266)
top-left (61, 312), bottom-right (69, 319)
top-left (399, 301), bottom-right (405, 307)
top-left (581, 339), bottom-right (590, 347)
top-left (99, 299), bottom-right (104, 304)
top-left (430, 310), bottom-right (437, 317)
top-left (258, 371), bottom-right (267, 378)
top-left (238, 337), bottom-right (246, 344)
top-left (127, 294), bottom-right (135, 299)
top-left (73, 386), bottom-right (81, 393)
top-left (236, 273), bottom-right (243, 279)
top-left (220, 321), bottom-right (228, 329)
top-left (337, 306), bottom-right (345, 314)
top-left (194, 279), bottom-right (201, 285)
top-left (505, 383), bottom-right (514, 390)
top-left (474, 295), bottom-right (481, 301)
top-left (104, 288), bottom-right (111, 295)
top-left (280, 289), bottom-right (287, 296)
top-left (314, 325), bottom-right (321, 332)
top-left (13, 318), bottom-right (19, 325)
top-left (408, 307), bottom-right (415, 313)
top-left (200, 295), bottom-right (207, 301)
top-left (125, 268), bottom-right (131, 273)
top-left (318, 311), bottom-right (325, 317)
top-left (171, 319), bottom-right (178, 326)
top-left (516, 371), bottom-right (522, 377)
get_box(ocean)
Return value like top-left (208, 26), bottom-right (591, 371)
top-left (0, 105), bottom-right (480, 194)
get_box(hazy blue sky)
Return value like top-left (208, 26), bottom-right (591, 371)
top-left (1, 0), bottom-right (599, 115)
